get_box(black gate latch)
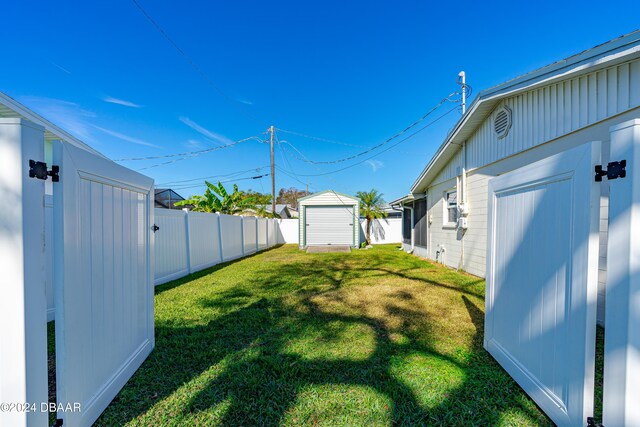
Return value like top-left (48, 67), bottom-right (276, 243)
top-left (595, 160), bottom-right (626, 182)
top-left (29, 160), bottom-right (59, 182)
top-left (587, 416), bottom-right (604, 427)
top-left (152, 224), bottom-right (160, 233)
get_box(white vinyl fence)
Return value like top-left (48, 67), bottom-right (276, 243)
top-left (275, 217), bottom-right (402, 245)
top-left (154, 209), bottom-right (280, 285)
top-left (360, 218), bottom-right (402, 244)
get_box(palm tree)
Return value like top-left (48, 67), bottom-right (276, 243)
top-left (175, 181), bottom-right (258, 214)
top-left (356, 189), bottom-right (387, 245)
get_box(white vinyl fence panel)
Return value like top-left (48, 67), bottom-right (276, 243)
top-left (188, 211), bottom-right (222, 271)
top-left (243, 216), bottom-right (258, 255)
top-left (258, 218), bottom-right (268, 249)
top-left (154, 209), bottom-right (189, 285)
top-left (154, 211), bottom-right (280, 285)
top-left (277, 218), bottom-right (299, 243)
top-left (220, 214), bottom-right (244, 262)
top-left (268, 218), bottom-right (278, 246)
top-left (360, 218), bottom-right (402, 244)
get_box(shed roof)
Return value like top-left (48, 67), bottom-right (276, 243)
top-left (410, 30), bottom-right (640, 194)
top-left (298, 189), bottom-right (359, 203)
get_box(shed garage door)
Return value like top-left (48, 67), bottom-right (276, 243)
top-left (306, 206), bottom-right (354, 246)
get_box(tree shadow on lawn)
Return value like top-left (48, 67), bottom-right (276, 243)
top-left (96, 249), bottom-right (552, 426)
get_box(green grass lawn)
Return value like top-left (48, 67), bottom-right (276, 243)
top-left (94, 244), bottom-right (553, 426)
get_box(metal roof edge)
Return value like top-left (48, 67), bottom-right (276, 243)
top-left (410, 30), bottom-right (640, 193)
top-left (298, 189), bottom-right (358, 202)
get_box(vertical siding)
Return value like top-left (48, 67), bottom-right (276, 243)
top-left (243, 217), bottom-right (258, 254)
top-left (417, 59), bottom-right (640, 281)
top-left (464, 59), bottom-right (640, 172)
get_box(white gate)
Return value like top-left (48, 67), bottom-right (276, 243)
top-left (485, 142), bottom-right (601, 426)
top-left (53, 141), bottom-right (155, 427)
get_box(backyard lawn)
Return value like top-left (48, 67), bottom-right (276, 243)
top-left (95, 244), bottom-right (552, 426)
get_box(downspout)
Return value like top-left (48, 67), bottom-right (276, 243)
top-left (458, 141), bottom-right (468, 271)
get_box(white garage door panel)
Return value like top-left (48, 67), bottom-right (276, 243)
top-left (486, 141), bottom-right (600, 427)
top-left (306, 206), bottom-right (354, 245)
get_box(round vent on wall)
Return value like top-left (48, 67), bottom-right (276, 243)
top-left (494, 105), bottom-right (512, 139)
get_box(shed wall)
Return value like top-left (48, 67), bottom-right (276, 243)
top-left (298, 191), bottom-right (359, 247)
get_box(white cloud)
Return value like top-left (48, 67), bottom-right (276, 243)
top-left (366, 159), bottom-right (384, 172)
top-left (103, 96), bottom-right (143, 108)
top-left (237, 98), bottom-right (253, 105)
top-left (93, 125), bottom-right (160, 148)
top-left (19, 96), bottom-right (96, 141)
top-left (185, 139), bottom-right (206, 150)
top-left (50, 61), bottom-right (71, 74)
top-left (179, 117), bottom-right (234, 146)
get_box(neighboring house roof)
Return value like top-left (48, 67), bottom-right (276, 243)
top-left (409, 30), bottom-right (640, 194)
top-left (255, 204), bottom-right (293, 218)
top-left (0, 91), bottom-right (107, 158)
top-left (155, 188), bottom-right (186, 209)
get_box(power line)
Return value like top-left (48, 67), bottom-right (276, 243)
top-left (130, 0), bottom-right (266, 126)
top-left (276, 128), bottom-right (367, 148)
top-left (170, 173), bottom-right (269, 191)
top-left (278, 106), bottom-right (458, 177)
top-left (114, 136), bottom-right (262, 162)
top-left (275, 91), bottom-right (460, 165)
top-left (158, 165), bottom-right (270, 186)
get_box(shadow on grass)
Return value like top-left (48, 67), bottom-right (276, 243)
top-left (96, 246), bottom-right (553, 426)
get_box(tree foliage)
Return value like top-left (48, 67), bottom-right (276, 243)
top-left (356, 189), bottom-right (387, 245)
top-left (175, 181), bottom-right (263, 215)
top-left (276, 187), bottom-right (310, 209)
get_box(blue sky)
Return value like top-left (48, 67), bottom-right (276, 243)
top-left (2, 1), bottom-right (638, 201)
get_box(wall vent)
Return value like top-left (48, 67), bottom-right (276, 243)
top-left (494, 105), bottom-right (512, 139)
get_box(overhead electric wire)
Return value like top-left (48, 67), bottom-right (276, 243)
top-left (276, 128), bottom-right (367, 149)
top-left (275, 91), bottom-right (461, 165)
top-left (115, 136), bottom-right (263, 162)
top-left (169, 173), bottom-right (269, 191)
top-left (130, 0), bottom-right (266, 126)
top-left (131, 137), bottom-right (262, 171)
top-left (158, 165), bottom-right (270, 186)
top-left (278, 106), bottom-right (458, 177)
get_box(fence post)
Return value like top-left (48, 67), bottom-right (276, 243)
top-left (0, 119), bottom-right (48, 427)
top-left (183, 209), bottom-right (192, 274)
top-left (216, 212), bottom-right (224, 262)
top-left (255, 217), bottom-right (259, 252)
top-left (603, 119), bottom-right (640, 426)
top-left (240, 216), bottom-right (245, 257)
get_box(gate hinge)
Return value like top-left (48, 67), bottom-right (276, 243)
top-left (52, 418), bottom-right (63, 427)
top-left (152, 224), bottom-right (160, 233)
top-left (587, 416), bottom-right (604, 427)
top-left (29, 160), bottom-right (60, 182)
top-left (595, 160), bottom-right (626, 182)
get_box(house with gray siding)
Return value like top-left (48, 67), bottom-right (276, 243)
top-left (391, 31), bottom-right (640, 325)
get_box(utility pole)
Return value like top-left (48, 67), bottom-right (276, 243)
top-left (269, 125), bottom-right (276, 216)
top-left (458, 71), bottom-right (466, 114)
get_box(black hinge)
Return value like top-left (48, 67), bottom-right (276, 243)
top-left (152, 224), bottom-right (160, 233)
top-left (595, 160), bottom-right (626, 182)
top-left (587, 417), bottom-right (604, 427)
top-left (29, 160), bottom-right (60, 182)
top-left (52, 418), bottom-right (63, 427)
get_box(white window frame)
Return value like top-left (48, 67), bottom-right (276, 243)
top-left (443, 187), bottom-right (458, 228)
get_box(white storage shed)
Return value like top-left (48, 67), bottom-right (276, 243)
top-left (298, 190), bottom-right (360, 248)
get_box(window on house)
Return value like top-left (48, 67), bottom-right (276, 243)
top-left (444, 189), bottom-right (458, 226)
